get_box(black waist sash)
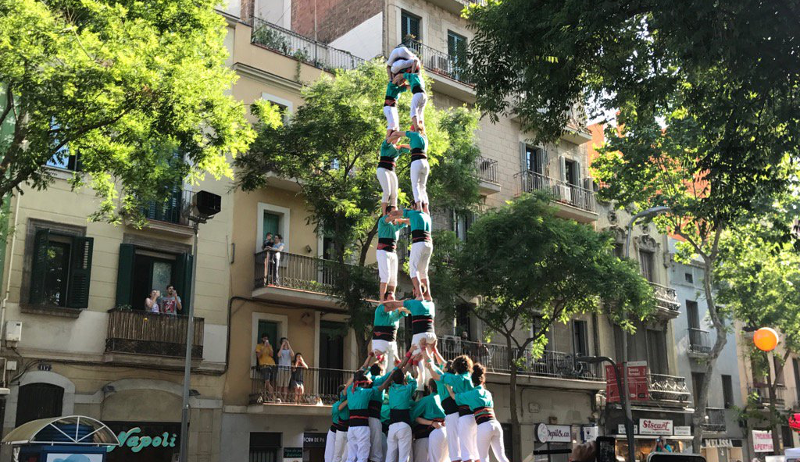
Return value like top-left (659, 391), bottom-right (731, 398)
top-left (458, 405), bottom-right (471, 417)
top-left (378, 156), bottom-right (396, 171)
top-left (373, 325), bottom-right (397, 341)
top-left (390, 408), bottom-right (412, 426)
top-left (474, 406), bottom-right (496, 425)
top-left (349, 409), bottom-right (370, 427)
top-left (410, 149), bottom-right (427, 162)
top-left (330, 424), bottom-right (337, 433)
top-left (334, 420), bottom-right (349, 431)
top-left (411, 230), bottom-right (431, 243)
top-left (384, 97), bottom-right (397, 107)
top-left (412, 314), bottom-right (434, 334)
top-left (442, 397), bottom-right (459, 415)
top-left (377, 237), bottom-right (397, 252)
top-left (412, 85), bottom-right (424, 94)
top-left (413, 424), bottom-right (432, 439)
top-left (368, 399), bottom-right (382, 419)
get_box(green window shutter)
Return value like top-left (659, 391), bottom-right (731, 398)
top-left (29, 229), bottom-right (51, 305)
top-left (115, 244), bottom-right (135, 308)
top-left (66, 236), bottom-right (93, 308)
top-left (175, 252), bottom-right (193, 314)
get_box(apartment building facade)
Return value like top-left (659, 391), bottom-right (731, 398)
top-left (669, 238), bottom-right (747, 462)
top-left (0, 104), bottom-right (232, 461)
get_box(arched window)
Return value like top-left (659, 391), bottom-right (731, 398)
top-left (15, 383), bottom-right (64, 426)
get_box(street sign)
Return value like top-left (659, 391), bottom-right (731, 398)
top-left (606, 361), bottom-right (650, 403)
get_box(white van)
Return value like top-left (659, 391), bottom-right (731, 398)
top-left (785, 448), bottom-right (800, 462)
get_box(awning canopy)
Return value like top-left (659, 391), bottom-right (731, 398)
top-left (2, 415), bottom-right (119, 446)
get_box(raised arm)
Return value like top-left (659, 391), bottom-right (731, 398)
top-left (338, 399), bottom-right (348, 411)
top-left (432, 345), bottom-right (445, 367)
top-left (361, 352), bottom-right (377, 370)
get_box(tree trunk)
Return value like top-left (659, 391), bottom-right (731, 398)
top-left (691, 255), bottom-right (728, 452)
top-left (508, 334), bottom-right (522, 462)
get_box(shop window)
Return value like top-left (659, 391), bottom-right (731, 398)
top-left (29, 229), bottom-right (94, 308)
top-left (16, 383), bottom-right (63, 426)
top-left (250, 432), bottom-right (281, 462)
top-left (115, 244), bottom-right (192, 312)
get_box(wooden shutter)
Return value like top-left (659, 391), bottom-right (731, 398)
top-left (542, 148), bottom-right (549, 176)
top-left (518, 142), bottom-right (527, 172)
top-left (535, 148), bottom-right (545, 175)
top-left (29, 228), bottom-right (51, 305)
top-left (559, 155), bottom-right (567, 182)
top-left (66, 236), bottom-right (93, 308)
top-left (574, 160), bottom-right (582, 186)
top-left (175, 252), bottom-right (194, 314)
top-left (115, 244), bottom-right (135, 308)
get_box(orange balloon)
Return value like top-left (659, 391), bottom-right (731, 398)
top-left (754, 327), bottom-right (779, 352)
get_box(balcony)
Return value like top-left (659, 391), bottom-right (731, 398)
top-left (424, 0), bottom-right (486, 15)
top-left (251, 18), bottom-right (364, 72)
top-left (253, 250), bottom-right (377, 308)
top-left (105, 309), bottom-right (204, 362)
top-left (650, 282), bottom-right (681, 319)
top-left (701, 407), bottom-right (727, 433)
top-left (514, 170), bottom-right (598, 222)
top-left (250, 366), bottom-right (354, 405)
top-left (688, 328), bottom-right (713, 356)
top-left (405, 39), bottom-right (475, 101)
top-left (136, 189), bottom-right (195, 237)
top-left (648, 373), bottom-right (692, 404)
top-left (475, 157), bottom-right (501, 195)
top-left (438, 338), bottom-right (604, 387)
top-left (749, 386), bottom-right (786, 409)
top-left (562, 104), bottom-right (592, 145)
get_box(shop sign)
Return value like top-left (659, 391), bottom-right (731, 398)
top-left (606, 361), bottom-right (650, 403)
top-left (304, 432), bottom-right (328, 448)
top-left (753, 430), bottom-right (774, 453)
top-left (284, 447), bottom-right (303, 462)
top-left (617, 424), bottom-right (638, 435)
top-left (536, 423), bottom-right (572, 443)
top-left (108, 427), bottom-right (177, 453)
top-left (674, 426), bottom-right (692, 436)
top-left (582, 425), bottom-right (599, 442)
top-left (704, 439), bottom-right (733, 448)
top-left (639, 418), bottom-right (673, 435)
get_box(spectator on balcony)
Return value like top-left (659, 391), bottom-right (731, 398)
top-left (277, 337), bottom-right (294, 400)
top-left (145, 289), bottom-right (161, 313)
top-left (262, 232), bottom-right (274, 251)
top-left (269, 235), bottom-right (285, 286)
top-left (256, 334), bottom-right (277, 401)
top-left (289, 352), bottom-right (309, 403)
top-left (160, 285), bottom-right (182, 316)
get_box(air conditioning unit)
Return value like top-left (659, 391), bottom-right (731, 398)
top-left (5, 321), bottom-right (21, 343)
top-left (556, 184), bottom-right (572, 203)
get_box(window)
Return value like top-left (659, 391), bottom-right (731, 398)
top-left (564, 159), bottom-right (579, 186)
top-left (401, 11), bottom-right (421, 43)
top-left (685, 271), bottom-right (694, 284)
top-left (613, 243), bottom-right (624, 259)
top-left (639, 250), bottom-right (655, 282)
top-left (115, 244), bottom-right (193, 312)
top-left (793, 358), bottom-right (800, 403)
top-left (16, 383), bottom-right (64, 426)
top-left (29, 229), bottom-right (94, 308)
top-left (144, 185), bottom-right (185, 224)
top-left (646, 328), bottom-right (668, 374)
top-left (47, 118), bottom-right (81, 171)
top-left (686, 301), bottom-right (700, 329)
top-left (722, 375), bottom-right (734, 408)
top-left (455, 212), bottom-right (474, 241)
top-left (782, 425), bottom-right (796, 451)
top-left (447, 30), bottom-right (468, 78)
top-left (573, 320), bottom-right (589, 357)
top-left (263, 212), bottom-right (280, 244)
top-left (525, 145), bottom-right (544, 174)
top-left (257, 203), bottom-right (290, 253)
top-left (692, 372), bottom-right (705, 405)
top-left (456, 303), bottom-right (472, 338)
top-left (249, 432), bottom-right (281, 462)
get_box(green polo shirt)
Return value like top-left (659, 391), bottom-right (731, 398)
top-left (404, 72), bottom-right (425, 92)
top-left (432, 365), bottom-right (474, 394)
top-left (405, 131), bottom-right (428, 153)
top-left (388, 377), bottom-right (417, 410)
top-left (377, 215), bottom-right (406, 240)
top-left (370, 369), bottom-right (393, 402)
top-left (385, 83), bottom-right (407, 100)
top-left (455, 385), bottom-right (493, 411)
top-left (412, 394), bottom-right (446, 421)
top-left (403, 299), bottom-right (434, 317)
top-left (380, 140), bottom-right (409, 160)
top-left (402, 209), bottom-right (431, 233)
top-left (374, 305), bottom-right (407, 328)
top-left (347, 386), bottom-right (374, 411)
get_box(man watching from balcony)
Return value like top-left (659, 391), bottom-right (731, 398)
top-left (269, 234), bottom-right (285, 285)
top-left (256, 334), bottom-right (277, 401)
top-left (160, 285), bottom-right (182, 315)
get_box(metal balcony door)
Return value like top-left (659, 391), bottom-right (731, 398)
top-left (319, 321), bottom-right (345, 397)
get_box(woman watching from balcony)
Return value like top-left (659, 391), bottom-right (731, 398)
top-left (255, 334), bottom-right (277, 402)
top-left (276, 337), bottom-right (294, 401)
top-left (145, 289), bottom-right (161, 313)
top-left (290, 352), bottom-right (309, 403)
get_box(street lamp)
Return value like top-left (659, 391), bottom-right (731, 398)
top-left (179, 191), bottom-right (221, 462)
top-left (577, 355), bottom-right (635, 462)
top-left (620, 205), bottom-right (671, 461)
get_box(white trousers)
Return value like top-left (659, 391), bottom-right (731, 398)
top-left (376, 249), bottom-right (399, 286)
top-left (377, 167), bottom-right (399, 206)
top-left (414, 438), bottom-right (429, 462)
top-left (369, 417), bottom-right (386, 462)
top-left (384, 106), bottom-right (399, 132)
top-left (388, 47), bottom-right (416, 68)
top-left (387, 422), bottom-right (413, 462)
top-left (428, 427), bottom-right (448, 462)
top-left (391, 58), bottom-right (418, 75)
top-left (326, 429), bottom-right (337, 462)
top-left (410, 92), bottom-right (428, 124)
top-left (476, 421), bottom-right (509, 462)
top-left (348, 426), bottom-right (371, 462)
top-left (372, 339), bottom-right (399, 367)
top-left (410, 159), bottom-right (430, 205)
top-left (444, 414), bottom-right (461, 461)
top-left (334, 429), bottom-right (349, 462)
top-left (409, 241), bottom-right (433, 280)
top-left (457, 415), bottom-right (478, 461)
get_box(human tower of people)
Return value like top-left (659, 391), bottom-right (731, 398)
top-left (323, 43), bottom-right (510, 462)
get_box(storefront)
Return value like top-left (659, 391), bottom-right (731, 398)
top-left (701, 438), bottom-right (745, 462)
top-left (532, 423), bottom-right (600, 462)
top-left (605, 407), bottom-right (695, 461)
top-left (105, 421), bottom-right (180, 462)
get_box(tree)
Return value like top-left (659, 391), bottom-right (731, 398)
top-left (716, 198), bottom-right (800, 452)
top-left (453, 192), bottom-right (654, 462)
top-left (236, 60), bottom-right (483, 355)
top-left (0, 0), bottom-right (253, 222)
top-left (465, 0), bottom-right (799, 212)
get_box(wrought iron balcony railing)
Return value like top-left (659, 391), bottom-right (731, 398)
top-left (475, 157), bottom-right (499, 184)
top-left (406, 39), bottom-right (472, 86)
top-left (689, 328), bottom-right (713, 354)
top-left (251, 18), bottom-right (365, 72)
top-left (105, 309), bottom-right (204, 358)
top-left (648, 373), bottom-right (692, 403)
top-left (254, 250), bottom-right (378, 297)
top-left (749, 386), bottom-right (787, 408)
top-left (650, 282), bottom-right (681, 312)
top-left (438, 337), bottom-right (604, 381)
top-left (143, 189), bottom-right (192, 226)
top-left (701, 407), bottom-right (726, 433)
top-left (250, 366), bottom-right (355, 405)
top-left (515, 170), bottom-right (597, 213)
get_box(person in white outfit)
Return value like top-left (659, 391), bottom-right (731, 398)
top-left (387, 43), bottom-right (419, 78)
top-left (412, 379), bottom-right (448, 462)
top-left (376, 208), bottom-right (407, 299)
top-left (389, 127), bottom-right (429, 214)
top-left (451, 364), bottom-right (509, 462)
top-left (333, 385), bottom-right (351, 462)
top-left (379, 356), bottom-right (418, 462)
top-left (388, 206), bottom-right (432, 297)
top-left (347, 370), bottom-right (375, 462)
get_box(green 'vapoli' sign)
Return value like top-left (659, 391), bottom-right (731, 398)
top-left (108, 427), bottom-right (178, 453)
